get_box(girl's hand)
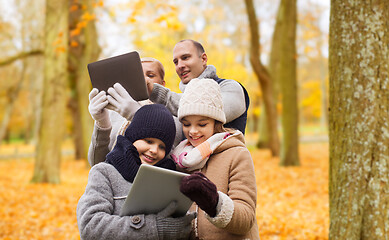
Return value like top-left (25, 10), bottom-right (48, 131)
top-left (180, 172), bottom-right (219, 217)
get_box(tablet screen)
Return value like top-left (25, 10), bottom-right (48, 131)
top-left (120, 164), bottom-right (193, 217)
top-left (87, 51), bottom-right (149, 101)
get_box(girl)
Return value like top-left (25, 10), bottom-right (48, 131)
top-left (171, 78), bottom-right (260, 239)
top-left (77, 104), bottom-right (195, 240)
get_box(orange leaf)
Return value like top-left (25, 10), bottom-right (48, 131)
top-left (70, 28), bottom-right (81, 37)
top-left (70, 40), bottom-right (79, 47)
top-left (70, 4), bottom-right (78, 12)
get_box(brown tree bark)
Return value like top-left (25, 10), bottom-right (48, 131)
top-left (279, 0), bottom-right (300, 166)
top-left (244, 0), bottom-right (280, 157)
top-left (68, 0), bottom-right (101, 161)
top-left (32, 0), bottom-right (68, 183)
top-left (0, 67), bottom-right (26, 144)
top-left (329, 0), bottom-right (389, 239)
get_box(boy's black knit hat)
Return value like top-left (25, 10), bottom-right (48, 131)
top-left (125, 104), bottom-right (176, 155)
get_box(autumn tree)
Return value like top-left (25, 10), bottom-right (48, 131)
top-left (329, 1), bottom-right (389, 239)
top-left (68, 0), bottom-right (101, 160)
top-left (0, 0), bottom-right (45, 144)
top-left (255, 0), bottom-right (283, 152)
top-left (32, 0), bottom-right (68, 183)
top-left (279, 0), bottom-right (299, 166)
top-left (244, 0), bottom-right (280, 156)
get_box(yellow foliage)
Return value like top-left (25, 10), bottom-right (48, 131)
top-left (76, 21), bottom-right (87, 29)
top-left (253, 107), bottom-right (261, 117)
top-left (52, 39), bottom-right (61, 46)
top-left (55, 46), bottom-right (66, 53)
top-left (131, 1), bottom-right (146, 17)
top-left (155, 14), bottom-right (167, 23)
top-left (127, 17), bottom-right (137, 24)
top-left (107, 8), bottom-right (116, 18)
top-left (304, 46), bottom-right (314, 54)
top-left (301, 80), bottom-right (322, 120)
top-left (81, 12), bottom-right (95, 21)
top-left (93, 0), bottom-right (104, 8)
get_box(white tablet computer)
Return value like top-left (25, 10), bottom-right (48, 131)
top-left (120, 164), bottom-right (193, 217)
top-left (87, 51), bottom-right (149, 101)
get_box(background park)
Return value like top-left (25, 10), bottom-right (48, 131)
top-left (0, 0), bottom-right (388, 239)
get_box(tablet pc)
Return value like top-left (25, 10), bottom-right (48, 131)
top-left (87, 51), bottom-right (149, 101)
top-left (120, 164), bottom-right (193, 217)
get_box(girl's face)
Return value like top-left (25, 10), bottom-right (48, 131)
top-left (142, 61), bottom-right (165, 94)
top-left (133, 138), bottom-right (166, 165)
top-left (181, 115), bottom-right (215, 147)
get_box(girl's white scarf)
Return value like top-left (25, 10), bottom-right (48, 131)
top-left (171, 131), bottom-right (237, 171)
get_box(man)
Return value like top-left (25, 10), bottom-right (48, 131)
top-left (148, 39), bottom-right (249, 134)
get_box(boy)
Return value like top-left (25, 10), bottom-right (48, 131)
top-left (77, 104), bottom-right (195, 240)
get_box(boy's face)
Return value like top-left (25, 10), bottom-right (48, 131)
top-left (133, 138), bottom-right (166, 165)
top-left (142, 61), bottom-right (165, 95)
top-left (181, 115), bottom-right (215, 147)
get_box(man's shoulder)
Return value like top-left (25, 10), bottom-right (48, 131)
top-left (216, 78), bottom-right (244, 90)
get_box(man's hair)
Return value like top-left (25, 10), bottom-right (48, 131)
top-left (179, 39), bottom-right (205, 56)
top-left (141, 57), bottom-right (165, 80)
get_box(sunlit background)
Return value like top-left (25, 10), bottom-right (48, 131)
top-left (0, 0), bottom-right (329, 144)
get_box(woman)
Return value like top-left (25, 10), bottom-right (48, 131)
top-left (87, 57), bottom-right (183, 166)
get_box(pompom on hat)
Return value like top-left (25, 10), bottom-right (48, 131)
top-left (178, 78), bottom-right (226, 123)
top-left (125, 104), bottom-right (176, 155)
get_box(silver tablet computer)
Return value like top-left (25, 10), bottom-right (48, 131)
top-left (87, 51), bottom-right (149, 101)
top-left (120, 164), bottom-right (193, 217)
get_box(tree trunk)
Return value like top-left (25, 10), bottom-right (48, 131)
top-left (244, 0), bottom-right (280, 157)
top-left (32, 0), bottom-right (68, 184)
top-left (0, 66), bottom-right (25, 144)
top-left (256, 109), bottom-right (269, 148)
top-left (279, 0), bottom-right (299, 166)
top-left (68, 0), bottom-right (101, 161)
top-left (329, 1), bottom-right (389, 239)
top-left (257, 1), bottom-right (283, 149)
top-left (28, 58), bottom-right (44, 145)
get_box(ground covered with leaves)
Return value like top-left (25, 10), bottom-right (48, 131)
top-left (0, 141), bottom-right (328, 240)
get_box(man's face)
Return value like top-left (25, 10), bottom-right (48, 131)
top-left (173, 41), bottom-right (207, 84)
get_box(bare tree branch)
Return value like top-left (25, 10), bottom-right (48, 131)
top-left (0, 50), bottom-right (43, 67)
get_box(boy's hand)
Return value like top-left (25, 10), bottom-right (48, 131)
top-left (156, 201), bottom-right (196, 239)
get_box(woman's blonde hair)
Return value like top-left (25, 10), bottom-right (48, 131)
top-left (141, 57), bottom-right (165, 80)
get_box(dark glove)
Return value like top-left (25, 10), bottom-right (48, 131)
top-left (156, 201), bottom-right (196, 240)
top-left (180, 172), bottom-right (219, 217)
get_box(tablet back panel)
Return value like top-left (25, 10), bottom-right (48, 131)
top-left (87, 51), bottom-right (149, 101)
top-left (120, 164), bottom-right (193, 217)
